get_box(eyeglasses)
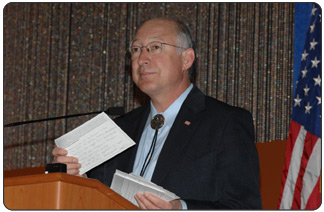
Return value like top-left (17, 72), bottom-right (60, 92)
top-left (129, 41), bottom-right (187, 59)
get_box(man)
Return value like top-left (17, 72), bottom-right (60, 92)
top-left (52, 17), bottom-right (262, 209)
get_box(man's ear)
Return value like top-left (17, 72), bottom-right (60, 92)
top-left (181, 48), bottom-right (195, 71)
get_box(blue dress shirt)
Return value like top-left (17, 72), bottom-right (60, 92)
top-left (132, 84), bottom-right (193, 209)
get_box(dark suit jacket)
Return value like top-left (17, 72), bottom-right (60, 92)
top-left (87, 85), bottom-right (262, 209)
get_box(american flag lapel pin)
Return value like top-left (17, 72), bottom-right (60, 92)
top-left (184, 121), bottom-right (191, 126)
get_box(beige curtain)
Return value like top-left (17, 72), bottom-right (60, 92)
top-left (3, 2), bottom-right (294, 170)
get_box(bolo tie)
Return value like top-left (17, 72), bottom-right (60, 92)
top-left (140, 114), bottom-right (165, 177)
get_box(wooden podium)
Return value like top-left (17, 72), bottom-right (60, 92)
top-left (4, 172), bottom-right (139, 209)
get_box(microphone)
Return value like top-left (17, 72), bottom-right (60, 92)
top-left (4, 107), bottom-right (125, 128)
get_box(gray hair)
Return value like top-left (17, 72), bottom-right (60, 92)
top-left (171, 18), bottom-right (196, 81)
top-left (174, 20), bottom-right (194, 53)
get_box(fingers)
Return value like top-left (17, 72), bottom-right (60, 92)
top-left (66, 162), bottom-right (82, 175)
top-left (53, 154), bottom-right (78, 164)
top-left (135, 195), bottom-right (147, 209)
top-left (135, 192), bottom-right (173, 209)
top-left (135, 193), bottom-right (150, 209)
top-left (51, 147), bottom-right (82, 176)
top-left (52, 147), bottom-right (68, 156)
top-left (52, 147), bottom-right (78, 164)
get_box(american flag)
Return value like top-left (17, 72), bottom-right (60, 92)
top-left (278, 4), bottom-right (321, 209)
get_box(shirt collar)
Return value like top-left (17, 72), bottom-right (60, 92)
top-left (147, 84), bottom-right (193, 130)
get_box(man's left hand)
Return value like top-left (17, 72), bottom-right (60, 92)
top-left (135, 192), bottom-right (182, 209)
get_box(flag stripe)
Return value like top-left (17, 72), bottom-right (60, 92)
top-left (291, 132), bottom-right (319, 209)
top-left (286, 121), bottom-right (303, 167)
top-left (301, 138), bottom-right (321, 209)
top-left (280, 123), bottom-right (306, 209)
top-left (279, 121), bottom-right (302, 197)
top-left (305, 174), bottom-right (321, 209)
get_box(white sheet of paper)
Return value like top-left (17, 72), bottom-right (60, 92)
top-left (54, 112), bottom-right (135, 175)
top-left (111, 170), bottom-right (179, 206)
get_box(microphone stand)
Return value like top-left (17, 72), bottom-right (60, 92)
top-left (4, 107), bottom-right (124, 128)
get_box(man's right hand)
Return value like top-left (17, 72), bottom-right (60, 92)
top-left (52, 147), bottom-right (83, 176)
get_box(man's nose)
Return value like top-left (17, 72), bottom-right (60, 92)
top-left (137, 48), bottom-right (150, 65)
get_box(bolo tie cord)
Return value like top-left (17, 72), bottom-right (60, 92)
top-left (140, 129), bottom-right (159, 177)
top-left (140, 114), bottom-right (165, 177)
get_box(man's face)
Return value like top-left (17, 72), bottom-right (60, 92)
top-left (131, 19), bottom-right (189, 99)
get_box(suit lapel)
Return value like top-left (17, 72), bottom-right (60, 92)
top-left (151, 86), bottom-right (206, 185)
